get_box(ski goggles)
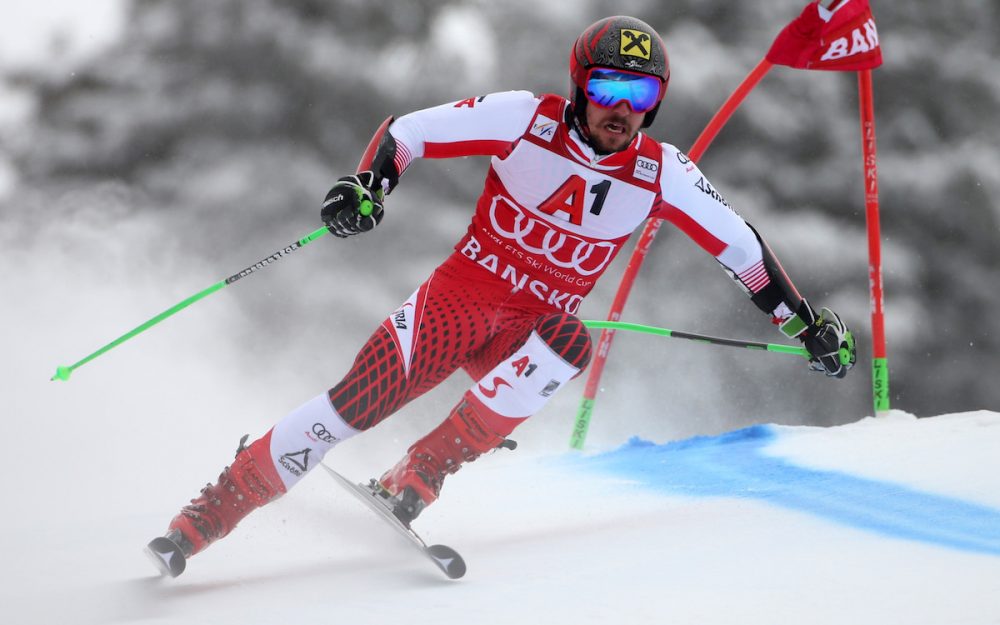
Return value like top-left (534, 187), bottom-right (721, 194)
top-left (584, 68), bottom-right (663, 113)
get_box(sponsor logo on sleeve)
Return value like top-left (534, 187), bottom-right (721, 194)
top-left (530, 115), bottom-right (558, 142)
top-left (454, 95), bottom-right (487, 108)
top-left (695, 176), bottom-right (732, 209)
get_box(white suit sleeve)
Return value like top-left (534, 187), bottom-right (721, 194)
top-left (656, 143), bottom-right (770, 292)
top-left (655, 142), bottom-right (808, 323)
top-left (388, 91), bottom-right (540, 172)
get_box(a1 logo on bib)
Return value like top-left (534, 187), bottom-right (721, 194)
top-left (620, 29), bottom-right (651, 60)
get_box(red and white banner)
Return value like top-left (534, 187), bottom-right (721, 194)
top-left (766, 0), bottom-right (882, 71)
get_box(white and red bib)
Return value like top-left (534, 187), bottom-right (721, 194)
top-left (387, 90), bottom-right (771, 314)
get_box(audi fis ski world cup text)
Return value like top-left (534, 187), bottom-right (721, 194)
top-left (461, 234), bottom-right (589, 314)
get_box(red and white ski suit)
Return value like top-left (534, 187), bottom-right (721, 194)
top-left (267, 91), bottom-right (790, 491)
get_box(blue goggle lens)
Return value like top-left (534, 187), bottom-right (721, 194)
top-left (585, 69), bottom-right (661, 113)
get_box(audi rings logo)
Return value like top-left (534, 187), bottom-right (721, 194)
top-left (311, 423), bottom-right (339, 444)
top-left (488, 196), bottom-right (616, 276)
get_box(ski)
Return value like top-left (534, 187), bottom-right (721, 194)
top-left (320, 463), bottom-right (466, 579)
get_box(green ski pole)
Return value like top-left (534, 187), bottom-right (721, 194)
top-left (51, 226), bottom-right (330, 382)
top-left (570, 320), bottom-right (809, 450)
top-left (581, 320), bottom-right (810, 358)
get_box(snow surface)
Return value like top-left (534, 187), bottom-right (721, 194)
top-left (3, 400), bottom-right (999, 624)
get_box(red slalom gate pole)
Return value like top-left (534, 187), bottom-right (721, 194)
top-left (858, 69), bottom-right (890, 415)
top-left (688, 60), bottom-right (774, 162)
top-left (570, 59), bottom-right (774, 450)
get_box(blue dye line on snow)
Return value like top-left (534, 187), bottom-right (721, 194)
top-left (571, 425), bottom-right (1000, 557)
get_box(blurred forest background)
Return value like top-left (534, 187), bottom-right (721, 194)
top-left (2, 0), bottom-right (998, 448)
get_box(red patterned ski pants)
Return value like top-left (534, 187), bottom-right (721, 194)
top-left (327, 253), bottom-right (592, 431)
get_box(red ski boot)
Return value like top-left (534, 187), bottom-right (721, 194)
top-left (379, 397), bottom-right (515, 525)
top-left (146, 431), bottom-right (286, 577)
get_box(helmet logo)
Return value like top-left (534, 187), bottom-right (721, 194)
top-left (620, 29), bottom-right (651, 60)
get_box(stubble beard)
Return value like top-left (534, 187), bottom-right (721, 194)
top-left (589, 113), bottom-right (639, 154)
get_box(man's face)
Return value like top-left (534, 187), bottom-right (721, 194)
top-left (585, 101), bottom-right (645, 154)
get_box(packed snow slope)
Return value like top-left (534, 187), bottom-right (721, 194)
top-left (2, 407), bottom-right (999, 625)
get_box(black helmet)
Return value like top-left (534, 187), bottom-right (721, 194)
top-left (569, 16), bottom-right (670, 129)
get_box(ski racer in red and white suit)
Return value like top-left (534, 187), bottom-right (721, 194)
top-left (151, 16), bottom-right (855, 575)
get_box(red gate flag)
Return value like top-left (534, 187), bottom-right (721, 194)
top-left (766, 0), bottom-right (882, 71)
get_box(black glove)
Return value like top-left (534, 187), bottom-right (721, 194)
top-left (796, 302), bottom-right (857, 379)
top-left (321, 171), bottom-right (385, 238)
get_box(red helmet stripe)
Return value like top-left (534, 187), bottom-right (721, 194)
top-left (588, 22), bottom-right (612, 51)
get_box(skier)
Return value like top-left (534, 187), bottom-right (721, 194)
top-left (147, 15), bottom-right (856, 576)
